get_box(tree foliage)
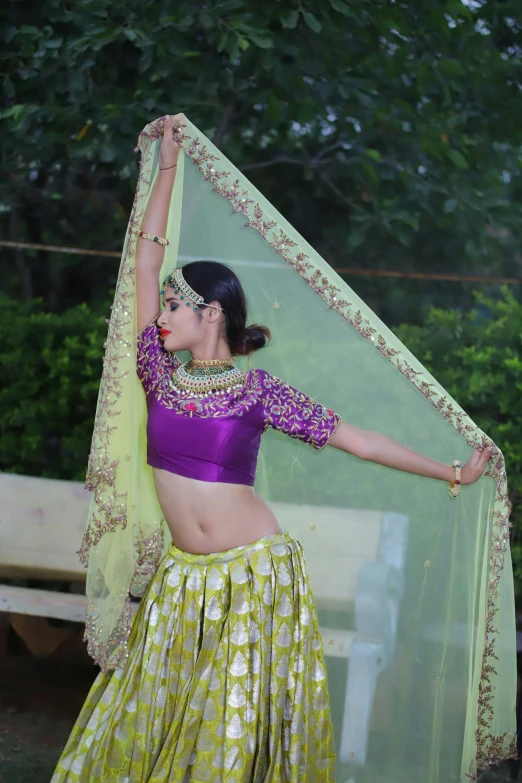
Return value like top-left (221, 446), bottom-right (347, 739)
top-left (1, 0), bottom-right (521, 323)
top-left (395, 287), bottom-right (522, 591)
top-left (0, 294), bottom-right (106, 479)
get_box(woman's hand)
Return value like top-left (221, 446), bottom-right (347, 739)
top-left (460, 446), bottom-right (496, 485)
top-left (159, 114), bottom-right (183, 170)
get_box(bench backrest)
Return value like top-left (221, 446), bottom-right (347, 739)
top-left (0, 473), bottom-right (90, 580)
top-left (269, 502), bottom-right (384, 606)
top-left (0, 475), bottom-right (390, 606)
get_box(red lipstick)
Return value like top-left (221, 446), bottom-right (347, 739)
top-left (159, 329), bottom-right (172, 339)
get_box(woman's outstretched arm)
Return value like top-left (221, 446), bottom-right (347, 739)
top-left (136, 114), bottom-right (181, 332)
top-left (328, 421), bottom-right (493, 486)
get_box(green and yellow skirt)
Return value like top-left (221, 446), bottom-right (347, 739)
top-left (51, 532), bottom-right (336, 782)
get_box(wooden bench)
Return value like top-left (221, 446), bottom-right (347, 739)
top-left (0, 473), bottom-right (93, 658)
top-left (0, 473), bottom-right (408, 767)
top-left (270, 502), bottom-right (409, 766)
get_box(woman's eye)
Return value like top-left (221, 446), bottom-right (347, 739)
top-left (169, 304), bottom-right (178, 311)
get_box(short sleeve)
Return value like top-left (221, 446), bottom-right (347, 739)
top-left (136, 315), bottom-right (180, 394)
top-left (258, 369), bottom-right (342, 450)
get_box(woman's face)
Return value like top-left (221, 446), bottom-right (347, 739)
top-left (156, 291), bottom-right (201, 353)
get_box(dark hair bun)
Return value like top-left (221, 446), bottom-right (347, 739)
top-left (181, 261), bottom-right (271, 356)
top-left (231, 324), bottom-right (271, 357)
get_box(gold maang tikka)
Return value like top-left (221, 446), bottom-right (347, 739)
top-left (160, 268), bottom-right (223, 312)
top-left (161, 268), bottom-right (245, 399)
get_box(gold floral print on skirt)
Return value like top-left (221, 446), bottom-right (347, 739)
top-left (51, 532), bottom-right (336, 782)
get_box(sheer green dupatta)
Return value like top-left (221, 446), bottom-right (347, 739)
top-left (78, 132), bottom-right (184, 671)
top-left (80, 114), bottom-right (515, 782)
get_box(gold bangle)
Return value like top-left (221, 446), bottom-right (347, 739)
top-left (138, 231), bottom-right (170, 247)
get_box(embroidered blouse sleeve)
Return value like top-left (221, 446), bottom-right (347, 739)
top-left (257, 369), bottom-right (342, 450)
top-left (136, 315), bottom-right (180, 394)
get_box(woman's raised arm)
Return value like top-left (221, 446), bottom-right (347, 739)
top-left (329, 421), bottom-right (494, 487)
top-left (136, 114), bottom-right (182, 332)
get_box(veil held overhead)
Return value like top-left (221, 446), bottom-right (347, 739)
top-left (78, 114), bottom-right (516, 782)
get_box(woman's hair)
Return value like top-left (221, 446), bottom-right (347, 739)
top-left (181, 261), bottom-right (271, 357)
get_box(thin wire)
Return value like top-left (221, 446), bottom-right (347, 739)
top-left (333, 267), bottom-right (522, 284)
top-left (0, 240), bottom-right (121, 259)
top-left (1, 240), bottom-right (520, 284)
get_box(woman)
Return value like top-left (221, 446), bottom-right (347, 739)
top-left (51, 116), bottom-right (493, 783)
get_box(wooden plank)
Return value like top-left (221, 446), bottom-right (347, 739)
top-left (0, 585), bottom-right (87, 623)
top-left (320, 628), bottom-right (356, 659)
top-left (0, 473), bottom-right (90, 580)
top-left (0, 584), bottom-right (141, 623)
top-left (270, 502), bottom-right (383, 602)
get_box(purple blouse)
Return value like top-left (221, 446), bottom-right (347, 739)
top-left (137, 320), bottom-right (342, 486)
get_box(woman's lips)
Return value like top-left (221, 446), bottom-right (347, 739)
top-left (159, 329), bottom-right (172, 339)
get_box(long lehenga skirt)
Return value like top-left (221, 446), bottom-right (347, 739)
top-left (51, 532), bottom-right (336, 782)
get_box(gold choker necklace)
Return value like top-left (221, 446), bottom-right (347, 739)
top-left (187, 358), bottom-right (235, 370)
top-left (169, 358), bottom-right (246, 399)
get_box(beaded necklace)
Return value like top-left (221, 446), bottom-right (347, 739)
top-left (169, 358), bottom-right (246, 400)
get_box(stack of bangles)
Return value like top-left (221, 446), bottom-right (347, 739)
top-left (139, 231), bottom-right (170, 247)
top-left (449, 460), bottom-right (462, 498)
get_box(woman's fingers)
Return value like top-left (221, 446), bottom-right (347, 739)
top-left (462, 446), bottom-right (496, 484)
top-left (474, 446), bottom-right (494, 464)
top-left (162, 113), bottom-right (185, 132)
top-left (159, 114), bottom-right (181, 168)
top-left (162, 115), bottom-right (176, 137)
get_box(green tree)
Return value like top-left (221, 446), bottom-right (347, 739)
top-left (395, 286), bottom-right (522, 592)
top-left (0, 294), bottom-right (106, 479)
top-left (1, 0), bottom-right (521, 323)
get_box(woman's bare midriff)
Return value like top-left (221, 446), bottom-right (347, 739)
top-left (153, 468), bottom-right (281, 554)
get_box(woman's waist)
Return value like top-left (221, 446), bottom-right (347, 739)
top-left (154, 469), bottom-right (281, 552)
top-left (165, 529), bottom-right (301, 566)
top-left (153, 466), bottom-right (260, 506)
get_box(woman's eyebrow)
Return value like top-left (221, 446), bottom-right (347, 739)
top-left (164, 295), bottom-right (178, 303)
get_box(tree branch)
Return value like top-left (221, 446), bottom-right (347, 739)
top-left (317, 171), bottom-right (358, 211)
top-left (238, 155), bottom-right (306, 171)
top-left (311, 140), bottom-right (348, 165)
top-left (213, 103), bottom-right (236, 149)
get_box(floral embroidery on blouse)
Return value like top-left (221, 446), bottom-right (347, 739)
top-left (137, 319), bottom-right (341, 447)
top-left (137, 319), bottom-right (259, 418)
top-left (255, 368), bottom-right (341, 450)
top-left (137, 315), bottom-right (180, 393)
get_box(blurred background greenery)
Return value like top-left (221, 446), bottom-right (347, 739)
top-left (1, 0), bottom-right (522, 593)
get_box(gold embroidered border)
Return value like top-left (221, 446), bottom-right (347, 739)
top-left (77, 125), bottom-right (160, 670)
top-left (79, 125), bottom-right (158, 564)
top-left (136, 116), bottom-right (514, 776)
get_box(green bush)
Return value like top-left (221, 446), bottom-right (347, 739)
top-left (0, 294), bottom-right (107, 480)
top-left (395, 287), bottom-right (522, 593)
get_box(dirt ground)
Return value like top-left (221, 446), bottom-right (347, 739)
top-left (0, 628), bottom-right (517, 783)
top-left (0, 627), bottom-right (97, 783)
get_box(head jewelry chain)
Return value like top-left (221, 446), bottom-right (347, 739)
top-left (161, 268), bottom-right (223, 312)
top-left (161, 268), bottom-right (244, 398)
